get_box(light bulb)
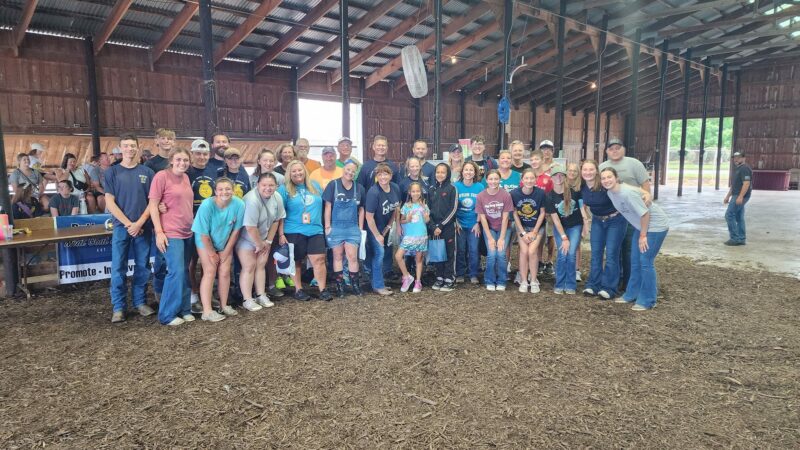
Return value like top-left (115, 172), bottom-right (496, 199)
top-left (450, 55), bottom-right (457, 64)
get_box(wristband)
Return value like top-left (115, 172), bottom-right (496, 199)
top-left (561, 234), bottom-right (567, 239)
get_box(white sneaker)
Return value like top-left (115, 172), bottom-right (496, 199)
top-left (514, 272), bottom-right (521, 285)
top-left (496, 285), bottom-right (506, 291)
top-left (166, 317), bottom-right (184, 326)
top-left (565, 289), bottom-right (576, 295)
top-left (598, 290), bottom-right (611, 300)
top-left (576, 270), bottom-right (582, 282)
top-left (518, 282), bottom-right (528, 293)
top-left (201, 310), bottom-right (226, 322)
top-left (242, 299), bottom-right (263, 312)
top-left (614, 298), bottom-right (632, 304)
top-left (256, 294), bottom-right (274, 308)
top-left (486, 285), bottom-right (496, 291)
top-left (554, 288), bottom-right (564, 295)
top-left (530, 281), bottom-right (540, 293)
top-left (631, 304), bottom-right (651, 311)
top-left (182, 314), bottom-right (196, 322)
top-left (190, 292), bottom-right (200, 304)
top-left (221, 305), bottom-right (239, 316)
top-left (470, 277), bottom-right (480, 284)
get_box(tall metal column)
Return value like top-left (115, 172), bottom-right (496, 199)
top-left (697, 63), bottom-right (711, 193)
top-left (459, 90), bottom-right (467, 138)
top-left (592, 14), bottom-right (608, 162)
top-left (414, 98), bottom-right (421, 140)
top-left (499, 0), bottom-right (513, 151)
top-left (603, 111), bottom-right (611, 162)
top-left (653, 40), bottom-right (669, 200)
top-left (0, 114), bottom-right (18, 297)
top-left (626, 28), bottom-right (642, 156)
top-left (730, 70), bottom-right (742, 186)
top-left (290, 67), bottom-right (299, 142)
top-left (85, 37), bottom-right (101, 157)
top-left (553, 0), bottom-right (566, 153)
top-left (581, 110), bottom-right (589, 159)
top-left (340, 0), bottom-right (350, 137)
top-left (677, 48), bottom-right (692, 197)
top-left (530, 100), bottom-right (537, 149)
top-left (199, 0), bottom-right (218, 138)
top-left (433, 0), bottom-right (442, 156)
top-left (714, 64), bottom-right (728, 190)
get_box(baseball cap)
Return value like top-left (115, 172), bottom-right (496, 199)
top-left (273, 244), bottom-right (292, 270)
top-left (539, 140), bottom-right (554, 149)
top-left (30, 143), bottom-right (44, 152)
top-left (191, 139), bottom-right (210, 152)
top-left (112, 147), bottom-right (122, 155)
top-left (550, 164), bottom-right (567, 176)
top-left (224, 147), bottom-right (241, 158)
top-left (448, 143), bottom-right (463, 153)
top-left (606, 138), bottom-right (624, 148)
top-left (338, 137), bottom-right (352, 144)
top-left (321, 146), bottom-right (336, 155)
top-left (732, 151), bottom-right (745, 157)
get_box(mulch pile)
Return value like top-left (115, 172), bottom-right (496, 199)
top-left (0, 256), bottom-right (798, 448)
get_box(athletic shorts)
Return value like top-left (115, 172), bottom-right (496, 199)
top-left (285, 233), bottom-right (326, 260)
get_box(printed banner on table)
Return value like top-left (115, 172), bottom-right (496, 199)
top-left (56, 214), bottom-right (155, 284)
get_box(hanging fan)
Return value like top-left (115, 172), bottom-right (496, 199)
top-left (401, 45), bottom-right (428, 98)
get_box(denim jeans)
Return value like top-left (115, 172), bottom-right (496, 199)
top-left (483, 229), bottom-right (512, 287)
top-left (622, 229), bottom-right (668, 309)
top-left (110, 226), bottom-right (152, 313)
top-left (157, 237), bottom-right (192, 324)
top-left (553, 224), bottom-right (582, 291)
top-left (587, 214), bottom-right (626, 296)
top-left (152, 244), bottom-right (166, 294)
top-left (367, 231), bottom-right (392, 289)
top-left (456, 226), bottom-right (480, 279)
top-left (725, 199), bottom-right (748, 243)
top-left (619, 223), bottom-right (634, 288)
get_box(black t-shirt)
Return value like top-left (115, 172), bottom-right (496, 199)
top-left (546, 188), bottom-right (583, 230)
top-left (187, 165), bottom-right (217, 212)
top-left (365, 182), bottom-right (401, 232)
top-left (144, 155), bottom-right (169, 173)
top-left (732, 163), bottom-right (753, 199)
top-left (580, 183), bottom-right (616, 216)
top-left (510, 162), bottom-right (531, 174)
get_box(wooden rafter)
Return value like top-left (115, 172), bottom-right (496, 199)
top-left (438, 28), bottom-right (533, 87)
top-left (11, 0), bottom-right (38, 56)
top-left (253, 0), bottom-right (339, 74)
top-left (694, 39), bottom-right (797, 57)
top-left (364, 3), bottom-right (493, 89)
top-left (94, 0), bottom-right (134, 54)
top-left (151, 1), bottom-right (199, 63)
top-left (677, 25), bottom-right (800, 49)
top-left (659, 4), bottom-right (799, 37)
top-left (643, 0), bottom-right (748, 20)
top-left (508, 41), bottom-right (601, 104)
top-left (213, 0), bottom-right (282, 66)
top-left (297, 0), bottom-right (402, 80)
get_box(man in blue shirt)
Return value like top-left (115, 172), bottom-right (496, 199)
top-left (104, 134), bottom-right (156, 323)
top-left (724, 151), bottom-right (752, 246)
top-left (358, 135), bottom-right (399, 192)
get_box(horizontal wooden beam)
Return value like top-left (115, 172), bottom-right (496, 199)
top-left (213, 0), bottom-right (282, 66)
top-left (12, 0), bottom-right (38, 55)
top-left (94, 0), bottom-right (134, 54)
top-left (659, 4), bottom-right (799, 37)
top-left (151, 1), bottom-right (198, 63)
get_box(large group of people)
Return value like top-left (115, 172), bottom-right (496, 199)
top-left (9, 130), bottom-right (673, 325)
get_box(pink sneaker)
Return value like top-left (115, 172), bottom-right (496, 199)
top-left (413, 280), bottom-right (422, 293)
top-left (400, 275), bottom-right (415, 292)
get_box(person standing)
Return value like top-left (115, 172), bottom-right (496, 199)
top-left (409, 140), bottom-right (436, 179)
top-left (218, 148), bottom-right (251, 199)
top-left (724, 151), bottom-right (752, 246)
top-left (398, 157), bottom-right (430, 199)
top-left (309, 146), bottom-right (343, 190)
top-left (185, 139), bottom-right (216, 309)
top-left (335, 137), bottom-right (361, 176)
top-left (207, 133), bottom-right (230, 172)
top-left (104, 134), bottom-right (156, 323)
top-left (427, 163), bottom-right (458, 292)
top-left (396, 183), bottom-right (429, 294)
top-left (465, 135), bottom-right (497, 178)
top-left (250, 149), bottom-right (285, 188)
top-left (296, 138), bottom-right (321, 174)
top-left (511, 169), bottom-right (546, 293)
top-left (144, 128), bottom-right (176, 173)
top-left (55, 153), bottom-right (95, 214)
top-left (274, 143), bottom-right (296, 176)
top-left (359, 135), bottom-right (400, 192)
top-left (476, 170), bottom-right (514, 291)
top-left (497, 150), bottom-right (521, 192)
top-left (364, 163), bottom-right (401, 296)
top-left (538, 139), bottom-right (556, 173)
top-left (149, 148), bottom-right (195, 326)
top-left (447, 143), bottom-right (465, 183)
top-left (454, 161), bottom-right (484, 284)
top-left (323, 161), bottom-right (365, 297)
top-left (546, 165), bottom-right (588, 295)
top-left (510, 140), bottom-right (531, 174)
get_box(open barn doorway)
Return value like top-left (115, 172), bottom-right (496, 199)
top-left (665, 117), bottom-right (734, 188)
top-left (298, 98), bottom-right (364, 163)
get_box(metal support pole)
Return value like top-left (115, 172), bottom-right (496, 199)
top-left (85, 37), bottom-right (101, 157)
top-left (530, 100), bottom-right (537, 149)
top-left (604, 111), bottom-right (611, 162)
top-left (459, 90), bottom-right (467, 138)
top-left (697, 62), bottom-right (711, 193)
top-left (290, 67), bottom-right (299, 141)
top-left (626, 28), bottom-right (642, 156)
top-left (340, 0), bottom-right (350, 137)
top-left (554, 0), bottom-right (566, 153)
top-left (199, 0), bottom-right (218, 138)
top-left (359, 77), bottom-right (366, 153)
top-left (730, 70), bottom-right (742, 186)
top-left (0, 115), bottom-right (18, 297)
top-left (653, 39), bottom-right (669, 200)
top-left (499, 0), bottom-right (513, 151)
top-left (581, 110), bottom-right (589, 159)
top-left (714, 64), bottom-right (728, 190)
top-left (593, 14), bottom-right (608, 162)
top-left (677, 48), bottom-right (692, 197)
top-left (414, 98), bottom-right (421, 140)
top-left (433, 0), bottom-right (442, 157)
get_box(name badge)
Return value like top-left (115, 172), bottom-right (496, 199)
top-left (302, 212), bottom-right (311, 224)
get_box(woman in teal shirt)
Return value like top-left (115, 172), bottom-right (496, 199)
top-left (453, 161), bottom-right (484, 284)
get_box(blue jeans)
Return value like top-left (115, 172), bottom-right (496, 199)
top-left (456, 226), bottom-right (480, 279)
top-left (152, 243), bottom-right (166, 294)
top-left (619, 224), bottom-right (634, 289)
top-left (367, 231), bottom-right (392, 289)
top-left (725, 199), bottom-right (748, 243)
top-left (587, 214), bottom-right (626, 296)
top-left (553, 224), bottom-right (582, 291)
top-left (110, 226), bottom-right (152, 313)
top-left (483, 229), bottom-right (511, 287)
top-left (158, 237), bottom-right (192, 324)
top-left (622, 229), bottom-right (668, 309)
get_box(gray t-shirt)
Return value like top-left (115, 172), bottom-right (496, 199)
top-left (599, 157), bottom-right (649, 187)
top-left (239, 189), bottom-right (286, 244)
top-left (249, 171), bottom-right (285, 190)
top-left (607, 184), bottom-right (669, 233)
top-left (9, 169), bottom-right (43, 196)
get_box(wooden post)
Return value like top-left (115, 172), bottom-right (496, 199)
top-left (592, 14), bottom-right (608, 162)
top-left (554, 0), bottom-right (566, 153)
top-left (714, 64), bottom-right (728, 191)
top-left (459, 90), bottom-right (467, 138)
top-left (0, 114), bottom-right (18, 297)
top-left (530, 100), bottom-right (537, 150)
top-left (291, 67), bottom-right (299, 142)
top-left (340, 0), bottom-right (351, 137)
top-left (499, 0), bottom-right (513, 151)
top-left (199, 0), bottom-right (218, 138)
top-left (653, 40), bottom-right (669, 200)
top-left (85, 37), bottom-right (102, 157)
top-left (626, 28), bottom-right (642, 156)
top-left (677, 48), bottom-right (692, 197)
top-left (433, 0), bottom-right (443, 156)
top-left (697, 62), bottom-right (711, 193)
top-left (730, 70), bottom-right (742, 187)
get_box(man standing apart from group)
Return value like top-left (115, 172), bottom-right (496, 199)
top-left (104, 134), bottom-right (156, 323)
top-left (724, 151), bottom-right (752, 246)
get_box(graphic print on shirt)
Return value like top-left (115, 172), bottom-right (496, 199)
top-left (459, 195), bottom-right (474, 211)
top-left (382, 199), bottom-right (400, 216)
top-left (517, 198), bottom-right (539, 222)
top-left (484, 200), bottom-right (505, 219)
top-left (555, 198), bottom-right (578, 217)
top-left (198, 179), bottom-right (213, 199)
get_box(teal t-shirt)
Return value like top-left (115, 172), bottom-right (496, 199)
top-left (454, 180), bottom-right (486, 229)
top-left (499, 170), bottom-right (521, 193)
top-left (278, 181), bottom-right (324, 236)
top-left (192, 196), bottom-right (245, 251)
top-left (400, 202), bottom-right (429, 238)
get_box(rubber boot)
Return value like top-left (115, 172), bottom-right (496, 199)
top-left (350, 271), bottom-right (363, 296)
top-left (334, 272), bottom-right (346, 298)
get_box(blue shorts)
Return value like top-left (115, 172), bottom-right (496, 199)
top-left (326, 225), bottom-right (361, 248)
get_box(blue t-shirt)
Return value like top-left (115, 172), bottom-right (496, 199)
top-left (322, 178), bottom-right (364, 225)
top-left (453, 180), bottom-right (485, 229)
top-left (510, 187), bottom-right (547, 229)
top-left (499, 170), bottom-right (522, 193)
top-left (278, 181), bottom-right (324, 236)
top-left (192, 196), bottom-right (245, 251)
top-left (358, 159), bottom-right (400, 192)
top-left (580, 183), bottom-right (616, 216)
top-left (104, 163), bottom-right (154, 228)
top-left (217, 167), bottom-right (251, 199)
top-left (187, 165), bottom-right (217, 213)
top-left (401, 202), bottom-right (429, 238)
top-left (365, 182), bottom-right (401, 232)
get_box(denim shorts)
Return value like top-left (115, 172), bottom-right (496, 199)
top-left (326, 225), bottom-right (361, 247)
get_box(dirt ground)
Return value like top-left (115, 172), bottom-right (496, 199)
top-left (0, 256), bottom-right (798, 449)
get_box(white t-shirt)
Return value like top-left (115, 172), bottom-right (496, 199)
top-left (607, 184), bottom-right (669, 233)
top-left (239, 189), bottom-right (286, 244)
top-left (599, 157), bottom-right (649, 187)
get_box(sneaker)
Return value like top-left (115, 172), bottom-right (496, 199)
top-left (256, 294), bottom-right (274, 308)
top-left (319, 290), bottom-right (334, 301)
top-left (190, 292), bottom-right (200, 304)
top-left (182, 314), bottom-right (196, 322)
top-left (191, 301), bottom-right (203, 314)
top-left (221, 305), bottom-right (238, 316)
top-left (267, 286), bottom-right (285, 298)
top-left (201, 310), bottom-right (226, 322)
top-left (723, 239), bottom-right (738, 246)
top-left (211, 298), bottom-right (221, 309)
top-left (293, 289), bottom-right (311, 301)
top-left (400, 275), bottom-right (415, 293)
top-left (275, 277), bottom-right (286, 290)
top-left (455, 276), bottom-right (465, 283)
top-left (614, 297), bottom-right (633, 304)
top-left (565, 289), bottom-right (576, 295)
top-left (598, 290), bottom-right (612, 300)
top-left (166, 317), bottom-right (184, 326)
top-left (111, 311), bottom-right (126, 323)
top-left (486, 285), bottom-right (496, 291)
top-left (519, 282), bottom-right (529, 293)
top-left (413, 280), bottom-right (423, 293)
top-left (432, 279), bottom-right (444, 290)
top-left (470, 277), bottom-right (480, 284)
top-left (373, 288), bottom-right (393, 296)
top-left (242, 299), bottom-right (263, 311)
top-left (284, 276), bottom-right (295, 288)
top-left (545, 263), bottom-right (555, 276)
top-left (583, 288), bottom-right (596, 296)
top-left (537, 262), bottom-right (546, 275)
top-left (137, 304), bottom-right (155, 317)
top-left (440, 279), bottom-right (455, 292)
top-left (631, 304), bottom-right (651, 311)
top-left (530, 281), bottom-right (540, 293)
top-left (496, 285), bottom-right (506, 291)
top-left (576, 270), bottom-right (582, 282)
top-left (554, 288), bottom-right (564, 295)
top-left (514, 272), bottom-right (522, 285)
